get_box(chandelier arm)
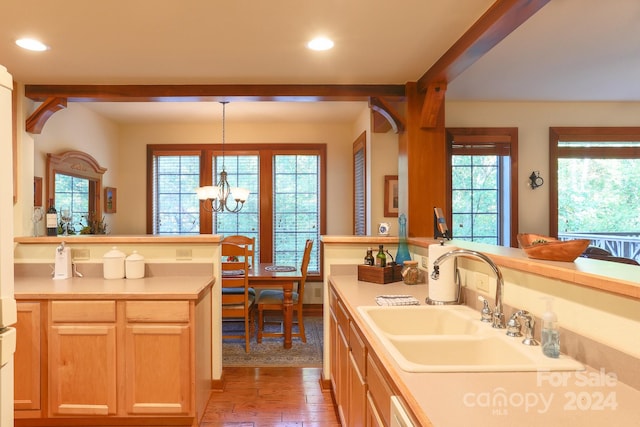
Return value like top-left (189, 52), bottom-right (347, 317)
top-left (195, 101), bottom-right (248, 214)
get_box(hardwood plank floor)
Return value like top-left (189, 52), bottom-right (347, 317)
top-left (200, 367), bottom-right (341, 427)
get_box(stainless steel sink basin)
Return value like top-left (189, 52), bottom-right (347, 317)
top-left (357, 305), bottom-right (584, 373)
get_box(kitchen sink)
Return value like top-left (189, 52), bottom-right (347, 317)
top-left (357, 305), bottom-right (584, 373)
top-left (358, 305), bottom-right (480, 335)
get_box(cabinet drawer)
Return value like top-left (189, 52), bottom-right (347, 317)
top-left (51, 301), bottom-right (116, 323)
top-left (349, 321), bottom-right (366, 375)
top-left (125, 301), bottom-right (190, 323)
top-left (329, 287), bottom-right (337, 314)
top-left (337, 300), bottom-right (350, 338)
top-left (367, 353), bottom-right (394, 427)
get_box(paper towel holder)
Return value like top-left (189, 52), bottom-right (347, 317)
top-left (426, 258), bottom-right (462, 305)
top-left (433, 207), bottom-right (451, 241)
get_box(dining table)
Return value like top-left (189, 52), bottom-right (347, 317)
top-left (248, 263), bottom-right (302, 349)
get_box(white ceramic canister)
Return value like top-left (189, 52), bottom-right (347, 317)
top-left (103, 246), bottom-right (126, 279)
top-left (125, 250), bottom-right (145, 279)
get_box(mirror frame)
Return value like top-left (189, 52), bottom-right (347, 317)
top-left (46, 150), bottom-right (107, 215)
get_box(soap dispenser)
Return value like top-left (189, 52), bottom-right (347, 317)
top-left (541, 297), bottom-right (560, 358)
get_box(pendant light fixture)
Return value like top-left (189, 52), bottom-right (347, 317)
top-left (196, 102), bottom-right (250, 212)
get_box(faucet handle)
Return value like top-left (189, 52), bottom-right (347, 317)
top-left (478, 296), bottom-right (492, 323)
top-left (505, 310), bottom-right (540, 345)
top-left (520, 314), bottom-right (540, 346)
top-left (506, 311), bottom-right (523, 337)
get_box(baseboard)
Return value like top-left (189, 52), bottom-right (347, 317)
top-left (303, 304), bottom-right (323, 316)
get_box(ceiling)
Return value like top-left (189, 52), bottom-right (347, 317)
top-left (2, 0), bottom-right (640, 124)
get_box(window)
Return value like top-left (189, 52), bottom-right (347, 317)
top-left (550, 128), bottom-right (640, 262)
top-left (353, 132), bottom-right (366, 235)
top-left (54, 174), bottom-right (89, 230)
top-left (446, 128), bottom-right (518, 246)
top-left (46, 150), bottom-right (106, 233)
top-left (273, 154), bottom-right (320, 271)
top-left (150, 152), bottom-right (201, 235)
top-left (148, 144), bottom-right (325, 276)
top-left (214, 154), bottom-right (260, 261)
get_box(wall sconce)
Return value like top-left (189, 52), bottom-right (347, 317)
top-left (529, 171), bottom-right (544, 189)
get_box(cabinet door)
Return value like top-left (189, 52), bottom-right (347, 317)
top-left (367, 354), bottom-right (394, 427)
top-left (15, 302), bottom-right (41, 411)
top-left (349, 352), bottom-right (366, 427)
top-left (329, 302), bottom-right (338, 397)
top-left (366, 392), bottom-right (385, 427)
top-left (349, 321), bottom-right (367, 427)
top-left (337, 318), bottom-right (349, 425)
top-left (49, 324), bottom-right (117, 416)
top-left (125, 324), bottom-right (191, 415)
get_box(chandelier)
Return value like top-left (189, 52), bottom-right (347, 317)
top-left (196, 102), bottom-right (250, 213)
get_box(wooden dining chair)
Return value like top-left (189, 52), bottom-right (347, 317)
top-left (222, 235), bottom-right (255, 268)
top-left (256, 239), bottom-right (313, 344)
top-left (221, 243), bottom-right (254, 353)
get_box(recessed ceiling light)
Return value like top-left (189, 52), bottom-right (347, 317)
top-left (307, 37), bottom-right (334, 51)
top-left (16, 38), bottom-right (49, 52)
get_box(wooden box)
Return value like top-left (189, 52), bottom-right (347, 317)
top-left (357, 264), bottom-right (403, 284)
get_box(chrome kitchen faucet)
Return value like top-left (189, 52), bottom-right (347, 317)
top-left (431, 249), bottom-right (506, 329)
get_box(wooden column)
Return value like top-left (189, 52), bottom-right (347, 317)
top-left (399, 82), bottom-right (447, 238)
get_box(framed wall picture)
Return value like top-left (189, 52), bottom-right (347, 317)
top-left (104, 187), bottom-right (117, 213)
top-left (384, 175), bottom-right (398, 217)
top-left (33, 176), bottom-right (43, 207)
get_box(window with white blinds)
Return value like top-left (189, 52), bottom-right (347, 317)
top-left (273, 154), bottom-right (320, 273)
top-left (148, 144), bottom-right (325, 276)
top-left (151, 153), bottom-right (201, 234)
top-left (214, 154), bottom-right (260, 262)
top-left (353, 132), bottom-right (366, 235)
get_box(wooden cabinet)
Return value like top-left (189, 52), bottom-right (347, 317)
top-left (349, 321), bottom-right (367, 427)
top-left (14, 302), bottom-right (41, 413)
top-left (330, 287), bottom-right (368, 427)
top-left (48, 301), bottom-right (117, 416)
top-left (366, 353), bottom-right (393, 426)
top-left (329, 283), bottom-right (418, 427)
top-left (13, 291), bottom-right (212, 427)
top-left (330, 288), bottom-right (350, 425)
top-left (124, 301), bottom-right (192, 415)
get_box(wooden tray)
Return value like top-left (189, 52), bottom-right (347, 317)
top-left (357, 264), bottom-right (403, 284)
top-left (516, 233), bottom-right (590, 262)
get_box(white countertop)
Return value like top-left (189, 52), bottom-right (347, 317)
top-left (14, 275), bottom-right (214, 300)
top-left (329, 274), bottom-right (640, 427)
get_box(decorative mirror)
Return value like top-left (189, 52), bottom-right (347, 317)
top-left (46, 151), bottom-right (107, 233)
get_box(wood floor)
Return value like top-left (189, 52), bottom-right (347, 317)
top-left (200, 367), bottom-right (341, 427)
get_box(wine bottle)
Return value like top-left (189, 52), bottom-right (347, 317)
top-left (46, 199), bottom-right (58, 236)
top-left (375, 244), bottom-right (386, 267)
top-left (364, 247), bottom-right (374, 266)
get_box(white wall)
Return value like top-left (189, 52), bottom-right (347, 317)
top-left (22, 100), bottom-right (640, 239)
top-left (371, 130), bottom-right (400, 235)
top-left (446, 101), bottom-right (640, 235)
top-left (28, 103), bottom-right (120, 233)
top-left (116, 117), bottom-right (364, 235)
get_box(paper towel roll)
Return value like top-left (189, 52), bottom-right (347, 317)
top-left (427, 243), bottom-right (459, 303)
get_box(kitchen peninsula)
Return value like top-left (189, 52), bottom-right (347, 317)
top-left (321, 236), bottom-right (640, 426)
top-left (13, 235), bottom-right (218, 427)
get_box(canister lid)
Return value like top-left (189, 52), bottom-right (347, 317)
top-left (104, 246), bottom-right (126, 259)
top-left (126, 251), bottom-right (144, 262)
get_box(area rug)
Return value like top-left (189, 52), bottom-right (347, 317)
top-left (222, 316), bottom-right (323, 367)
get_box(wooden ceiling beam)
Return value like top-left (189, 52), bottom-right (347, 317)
top-left (420, 82), bottom-right (447, 128)
top-left (25, 97), bottom-right (67, 134)
top-left (417, 0), bottom-right (551, 92)
top-left (24, 84), bottom-right (406, 103)
top-left (369, 97), bottom-right (405, 134)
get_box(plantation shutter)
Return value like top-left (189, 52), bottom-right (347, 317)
top-left (353, 132), bottom-right (366, 235)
